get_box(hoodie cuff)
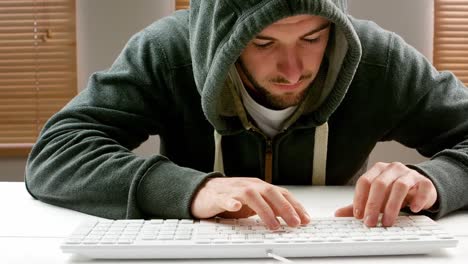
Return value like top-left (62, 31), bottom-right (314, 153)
top-left (407, 157), bottom-right (468, 219)
top-left (136, 160), bottom-right (224, 219)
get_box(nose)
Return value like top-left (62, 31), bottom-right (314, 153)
top-left (277, 47), bottom-right (303, 84)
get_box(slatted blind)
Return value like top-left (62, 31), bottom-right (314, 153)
top-left (434, 0), bottom-right (468, 86)
top-left (176, 0), bottom-right (189, 10)
top-left (0, 0), bottom-right (77, 156)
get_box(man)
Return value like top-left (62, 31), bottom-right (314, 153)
top-left (26, 0), bottom-right (468, 230)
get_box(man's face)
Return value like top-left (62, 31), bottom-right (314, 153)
top-left (237, 15), bottom-right (330, 110)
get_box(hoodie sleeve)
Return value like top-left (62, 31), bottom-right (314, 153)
top-left (383, 32), bottom-right (468, 219)
top-left (25, 23), bottom-right (221, 220)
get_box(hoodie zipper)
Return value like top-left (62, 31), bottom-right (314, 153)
top-left (250, 126), bottom-right (273, 183)
top-left (264, 139), bottom-right (273, 183)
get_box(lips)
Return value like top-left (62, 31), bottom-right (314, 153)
top-left (273, 81), bottom-right (303, 91)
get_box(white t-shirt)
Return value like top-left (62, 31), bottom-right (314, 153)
top-left (239, 85), bottom-right (297, 138)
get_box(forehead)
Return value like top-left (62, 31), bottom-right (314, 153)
top-left (260, 15), bottom-right (329, 34)
top-left (273, 15), bottom-right (321, 25)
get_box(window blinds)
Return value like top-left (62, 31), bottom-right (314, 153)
top-left (0, 0), bottom-right (77, 156)
top-left (176, 0), bottom-right (189, 10)
top-left (434, 0), bottom-right (468, 86)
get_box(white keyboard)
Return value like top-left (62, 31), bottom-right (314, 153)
top-left (61, 215), bottom-right (458, 259)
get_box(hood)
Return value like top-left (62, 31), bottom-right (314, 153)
top-left (189, 0), bottom-right (362, 134)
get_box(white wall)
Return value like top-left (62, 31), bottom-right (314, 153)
top-left (76, 0), bottom-right (173, 157)
top-left (348, 0), bottom-right (433, 166)
top-left (348, 0), bottom-right (433, 61)
top-left (0, 0), bottom-right (433, 181)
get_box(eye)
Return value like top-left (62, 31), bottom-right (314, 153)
top-left (303, 37), bottom-right (320, 44)
top-left (253, 41), bottom-right (273, 49)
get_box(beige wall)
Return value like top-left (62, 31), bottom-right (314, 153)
top-left (0, 0), bottom-right (432, 181)
top-left (348, 0), bottom-right (432, 166)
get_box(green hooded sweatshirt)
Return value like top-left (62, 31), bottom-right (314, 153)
top-left (26, 0), bottom-right (468, 220)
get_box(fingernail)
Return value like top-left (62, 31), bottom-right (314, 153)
top-left (271, 219), bottom-right (281, 230)
top-left (364, 215), bottom-right (371, 225)
top-left (364, 214), bottom-right (376, 226)
top-left (354, 208), bottom-right (360, 218)
top-left (229, 200), bottom-right (239, 209)
top-left (294, 215), bottom-right (301, 226)
top-left (270, 224), bottom-right (280, 230)
top-left (412, 206), bottom-right (421, 213)
top-left (382, 215), bottom-right (392, 227)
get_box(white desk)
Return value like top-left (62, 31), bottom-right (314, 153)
top-left (1, 182), bottom-right (467, 264)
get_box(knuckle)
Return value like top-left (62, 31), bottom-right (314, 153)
top-left (354, 192), bottom-right (364, 202)
top-left (354, 193), bottom-right (366, 205)
top-left (263, 185), bottom-right (276, 196)
top-left (417, 189), bottom-right (430, 200)
top-left (278, 202), bottom-right (294, 213)
top-left (252, 178), bottom-right (263, 184)
top-left (357, 176), bottom-right (371, 187)
top-left (256, 207), bottom-right (270, 217)
top-left (242, 187), bottom-right (256, 198)
top-left (366, 201), bottom-right (381, 212)
top-left (280, 188), bottom-right (292, 197)
top-left (373, 178), bottom-right (389, 189)
top-left (389, 162), bottom-right (406, 171)
top-left (385, 201), bottom-right (401, 213)
top-left (393, 179), bottom-right (411, 191)
top-left (258, 205), bottom-right (275, 218)
top-left (276, 186), bottom-right (288, 192)
top-left (374, 162), bottom-right (388, 169)
top-left (420, 178), bottom-right (433, 187)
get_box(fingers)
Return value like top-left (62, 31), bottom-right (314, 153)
top-left (352, 162), bottom-right (438, 227)
top-left (214, 179), bottom-right (308, 230)
top-left (237, 188), bottom-right (280, 230)
top-left (353, 162), bottom-right (386, 220)
top-left (381, 173), bottom-right (417, 226)
top-left (408, 178), bottom-right (437, 212)
top-left (220, 198), bottom-right (242, 212)
top-left (279, 187), bottom-right (311, 224)
top-left (264, 191), bottom-right (300, 227)
top-left (363, 164), bottom-right (404, 226)
top-left (241, 185), bottom-right (310, 229)
top-left (335, 204), bottom-right (354, 217)
top-left (268, 187), bottom-right (310, 226)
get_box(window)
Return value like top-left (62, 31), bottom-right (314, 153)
top-left (0, 0), bottom-right (77, 157)
top-left (434, 0), bottom-right (468, 86)
top-left (176, 0), bottom-right (189, 10)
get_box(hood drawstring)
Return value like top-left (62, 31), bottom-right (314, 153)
top-left (312, 122), bottom-right (329, 185)
top-left (213, 129), bottom-right (225, 174)
top-left (213, 122), bottom-right (329, 185)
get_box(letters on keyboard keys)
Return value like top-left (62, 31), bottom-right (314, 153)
top-left (61, 215), bottom-right (458, 259)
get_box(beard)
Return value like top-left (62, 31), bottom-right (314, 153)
top-left (237, 60), bottom-right (311, 110)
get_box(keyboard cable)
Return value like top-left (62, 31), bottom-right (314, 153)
top-left (266, 250), bottom-right (295, 263)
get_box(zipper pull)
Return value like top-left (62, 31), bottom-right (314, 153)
top-left (265, 139), bottom-right (273, 183)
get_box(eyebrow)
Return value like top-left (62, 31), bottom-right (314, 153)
top-left (255, 22), bottom-right (331, 41)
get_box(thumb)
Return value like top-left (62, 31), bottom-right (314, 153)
top-left (335, 204), bottom-right (354, 217)
top-left (221, 198), bottom-right (242, 212)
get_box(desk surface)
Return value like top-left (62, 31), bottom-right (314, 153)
top-left (1, 182), bottom-right (467, 264)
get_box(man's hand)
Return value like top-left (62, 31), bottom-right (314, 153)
top-left (335, 162), bottom-right (438, 227)
top-left (191, 177), bottom-right (310, 230)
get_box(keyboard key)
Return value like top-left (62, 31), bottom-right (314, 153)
top-left (179, 219), bottom-right (194, 224)
top-left (117, 239), bottom-right (133, 244)
top-left (65, 238), bottom-right (83, 244)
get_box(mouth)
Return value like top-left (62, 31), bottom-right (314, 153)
top-left (272, 81), bottom-right (303, 91)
